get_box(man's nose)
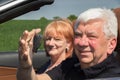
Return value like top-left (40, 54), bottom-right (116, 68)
top-left (78, 35), bottom-right (88, 46)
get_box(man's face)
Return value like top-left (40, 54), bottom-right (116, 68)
top-left (74, 19), bottom-right (109, 68)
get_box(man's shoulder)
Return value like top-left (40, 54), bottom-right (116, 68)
top-left (61, 55), bottom-right (79, 71)
top-left (62, 54), bottom-right (79, 65)
top-left (88, 77), bottom-right (120, 80)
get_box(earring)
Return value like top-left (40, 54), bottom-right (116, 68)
top-left (65, 47), bottom-right (69, 53)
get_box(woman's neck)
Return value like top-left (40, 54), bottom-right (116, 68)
top-left (45, 53), bottom-right (66, 72)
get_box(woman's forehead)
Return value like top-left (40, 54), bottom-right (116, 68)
top-left (46, 31), bottom-right (64, 38)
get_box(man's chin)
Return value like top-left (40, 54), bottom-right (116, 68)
top-left (80, 58), bottom-right (93, 64)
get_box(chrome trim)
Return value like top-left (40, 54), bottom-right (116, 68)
top-left (0, 0), bottom-right (27, 12)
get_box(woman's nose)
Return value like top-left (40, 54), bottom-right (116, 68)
top-left (49, 38), bottom-right (55, 45)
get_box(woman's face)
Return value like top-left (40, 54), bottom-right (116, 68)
top-left (45, 32), bottom-right (69, 57)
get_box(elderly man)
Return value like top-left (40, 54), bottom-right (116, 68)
top-left (17, 8), bottom-right (120, 80)
top-left (113, 8), bottom-right (120, 62)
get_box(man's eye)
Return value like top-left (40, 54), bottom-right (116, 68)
top-left (75, 33), bottom-right (82, 38)
top-left (88, 35), bottom-right (97, 39)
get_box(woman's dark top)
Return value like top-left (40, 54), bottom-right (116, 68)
top-left (46, 54), bottom-right (120, 80)
top-left (36, 60), bottom-right (50, 74)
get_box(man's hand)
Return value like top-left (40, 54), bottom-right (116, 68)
top-left (18, 28), bottom-right (41, 68)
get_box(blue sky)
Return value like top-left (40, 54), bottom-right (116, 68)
top-left (15, 0), bottom-right (120, 20)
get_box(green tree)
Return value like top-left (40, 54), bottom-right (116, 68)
top-left (67, 14), bottom-right (77, 21)
top-left (39, 17), bottom-right (48, 22)
top-left (53, 16), bottom-right (61, 20)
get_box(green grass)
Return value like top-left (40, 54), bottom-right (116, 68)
top-left (0, 15), bottom-right (77, 52)
top-left (0, 20), bottom-right (51, 52)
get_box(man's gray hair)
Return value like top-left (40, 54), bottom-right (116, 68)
top-left (75, 8), bottom-right (118, 38)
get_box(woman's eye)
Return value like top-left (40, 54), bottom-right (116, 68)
top-left (46, 37), bottom-right (51, 40)
top-left (55, 38), bottom-right (61, 41)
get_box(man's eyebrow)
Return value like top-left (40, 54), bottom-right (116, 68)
top-left (74, 29), bottom-right (82, 33)
top-left (87, 30), bottom-right (97, 34)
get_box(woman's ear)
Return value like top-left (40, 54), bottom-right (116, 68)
top-left (107, 38), bottom-right (117, 55)
top-left (67, 41), bottom-right (71, 48)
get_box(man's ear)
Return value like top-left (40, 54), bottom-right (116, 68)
top-left (107, 38), bottom-right (117, 55)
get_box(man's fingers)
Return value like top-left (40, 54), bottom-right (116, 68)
top-left (35, 28), bottom-right (41, 34)
top-left (18, 28), bottom-right (41, 68)
top-left (20, 30), bottom-right (29, 41)
top-left (19, 39), bottom-right (27, 56)
top-left (26, 28), bottom-right (41, 43)
top-left (20, 28), bottom-right (41, 42)
top-left (19, 28), bottom-right (41, 58)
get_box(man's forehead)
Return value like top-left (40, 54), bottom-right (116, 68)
top-left (74, 29), bottom-right (98, 34)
